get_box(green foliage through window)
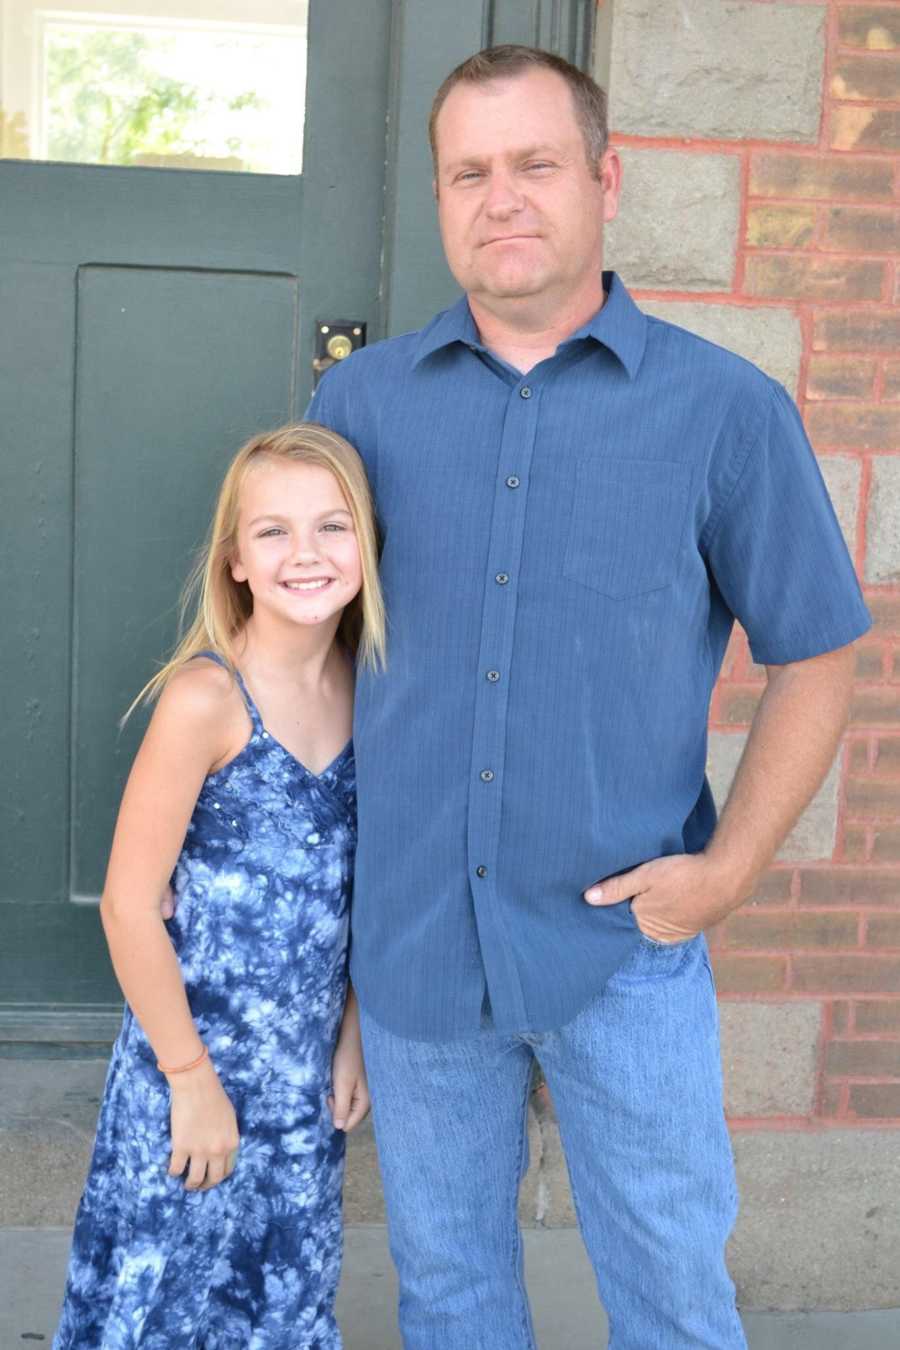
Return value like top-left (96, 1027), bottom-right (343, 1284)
top-left (45, 28), bottom-right (264, 170)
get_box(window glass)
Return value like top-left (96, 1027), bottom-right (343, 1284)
top-left (0, 1), bottom-right (307, 173)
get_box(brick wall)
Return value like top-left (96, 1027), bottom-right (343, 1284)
top-left (600, 0), bottom-right (900, 1140)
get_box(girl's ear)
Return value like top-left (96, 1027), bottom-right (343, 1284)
top-left (230, 551), bottom-right (247, 584)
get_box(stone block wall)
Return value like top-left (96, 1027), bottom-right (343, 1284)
top-left (601, 0), bottom-right (900, 1139)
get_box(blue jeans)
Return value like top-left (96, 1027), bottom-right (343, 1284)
top-left (359, 932), bottom-right (747, 1350)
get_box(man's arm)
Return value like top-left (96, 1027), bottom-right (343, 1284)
top-left (584, 641), bottom-right (856, 942)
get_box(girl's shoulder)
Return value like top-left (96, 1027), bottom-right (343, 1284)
top-left (155, 656), bottom-right (246, 733)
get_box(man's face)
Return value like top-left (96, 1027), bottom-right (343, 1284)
top-left (433, 68), bottom-right (621, 311)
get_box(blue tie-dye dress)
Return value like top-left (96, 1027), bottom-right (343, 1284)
top-left (54, 656), bottom-right (355, 1349)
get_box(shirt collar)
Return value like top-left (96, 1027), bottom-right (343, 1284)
top-left (411, 271), bottom-right (647, 379)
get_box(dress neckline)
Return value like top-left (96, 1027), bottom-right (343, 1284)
top-left (231, 664), bottom-right (352, 783)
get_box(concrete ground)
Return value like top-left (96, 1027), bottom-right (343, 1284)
top-left (3, 1224), bottom-right (900, 1349)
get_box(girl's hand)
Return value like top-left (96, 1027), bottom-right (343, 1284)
top-left (328, 1035), bottom-right (370, 1132)
top-left (167, 1058), bottom-right (240, 1190)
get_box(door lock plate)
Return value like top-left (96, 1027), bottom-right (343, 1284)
top-left (313, 319), bottom-right (366, 386)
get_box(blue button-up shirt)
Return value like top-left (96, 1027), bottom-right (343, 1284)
top-left (307, 273), bottom-right (871, 1040)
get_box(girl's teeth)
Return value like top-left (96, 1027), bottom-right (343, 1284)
top-left (285, 579), bottom-right (330, 591)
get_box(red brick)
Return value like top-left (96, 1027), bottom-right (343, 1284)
top-left (710, 954), bottom-right (788, 993)
top-left (873, 738), bottom-right (900, 775)
top-left (851, 689), bottom-right (900, 725)
top-left (832, 999), bottom-right (853, 1033)
top-left (746, 204), bottom-right (816, 249)
top-left (855, 646), bottom-right (886, 679)
top-left (826, 1039), bottom-right (900, 1075)
top-left (831, 53), bottom-right (900, 101)
top-left (831, 107), bottom-right (900, 154)
top-left (873, 825), bottom-right (900, 863)
top-left (718, 687), bottom-right (762, 725)
top-left (812, 311), bottom-right (900, 352)
top-left (745, 255), bottom-right (884, 303)
top-left (792, 954), bottom-right (900, 993)
top-left (855, 999), bottom-right (900, 1032)
top-left (726, 911), bottom-right (859, 949)
top-left (894, 650), bottom-right (900, 680)
top-left (821, 1081), bottom-right (845, 1116)
top-left (884, 360), bottom-right (900, 400)
top-left (838, 8), bottom-right (900, 52)
top-left (868, 915), bottom-right (900, 947)
top-left (823, 207), bottom-right (900, 255)
top-left (849, 1083), bottom-right (900, 1117)
top-left (750, 870), bottom-right (794, 905)
top-left (808, 357), bottom-right (877, 401)
top-left (848, 741), bottom-right (871, 774)
top-left (749, 153), bottom-right (893, 202)
top-left (846, 777), bottom-right (900, 817)
top-left (842, 824), bottom-right (870, 862)
top-left (868, 594), bottom-right (900, 637)
top-left (800, 868), bottom-right (899, 905)
top-left (805, 403), bottom-right (900, 450)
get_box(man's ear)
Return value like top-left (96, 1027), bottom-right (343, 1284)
top-left (598, 148), bottom-right (623, 224)
top-left (432, 177), bottom-right (439, 202)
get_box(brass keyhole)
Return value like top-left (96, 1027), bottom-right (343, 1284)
top-left (326, 334), bottom-right (353, 361)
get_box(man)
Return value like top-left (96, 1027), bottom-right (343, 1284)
top-left (307, 46), bottom-right (870, 1349)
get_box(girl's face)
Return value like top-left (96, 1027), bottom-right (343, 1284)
top-left (231, 458), bottom-right (363, 631)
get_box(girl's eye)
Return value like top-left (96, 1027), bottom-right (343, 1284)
top-left (258, 527), bottom-right (285, 538)
top-left (322, 523), bottom-right (347, 532)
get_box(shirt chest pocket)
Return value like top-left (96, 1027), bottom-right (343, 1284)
top-left (563, 457), bottom-right (692, 600)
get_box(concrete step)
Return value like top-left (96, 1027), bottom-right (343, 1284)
top-left (3, 1055), bottom-right (900, 1313)
top-left (4, 1225), bottom-right (900, 1349)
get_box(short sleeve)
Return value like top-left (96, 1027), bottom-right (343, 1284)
top-left (705, 379), bottom-right (871, 664)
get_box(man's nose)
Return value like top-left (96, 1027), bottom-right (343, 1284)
top-left (483, 170), bottom-right (524, 218)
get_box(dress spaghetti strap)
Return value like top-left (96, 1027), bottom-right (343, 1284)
top-left (194, 649), bottom-right (264, 736)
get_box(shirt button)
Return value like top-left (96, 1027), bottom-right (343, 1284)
top-left (506, 475), bottom-right (520, 489)
top-left (520, 386), bottom-right (532, 399)
top-left (495, 572), bottom-right (509, 585)
top-left (480, 769), bottom-right (494, 782)
top-left (475, 865), bottom-right (488, 878)
top-left (486, 670), bottom-right (500, 683)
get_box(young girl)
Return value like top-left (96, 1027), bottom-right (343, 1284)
top-left (54, 423), bottom-right (386, 1349)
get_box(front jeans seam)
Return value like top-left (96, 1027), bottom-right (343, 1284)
top-left (511, 1058), bottom-right (538, 1350)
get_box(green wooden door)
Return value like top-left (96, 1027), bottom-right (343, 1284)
top-left (0, 0), bottom-right (393, 1011)
top-left (0, 0), bottom-right (594, 1029)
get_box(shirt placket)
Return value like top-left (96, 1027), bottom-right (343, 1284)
top-left (466, 376), bottom-right (542, 1030)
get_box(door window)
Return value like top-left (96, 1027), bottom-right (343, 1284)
top-left (1, 0), bottom-right (307, 172)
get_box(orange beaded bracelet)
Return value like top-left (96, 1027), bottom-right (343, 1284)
top-left (157, 1045), bottom-right (208, 1075)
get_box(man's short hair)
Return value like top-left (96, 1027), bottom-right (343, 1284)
top-left (429, 44), bottom-right (609, 179)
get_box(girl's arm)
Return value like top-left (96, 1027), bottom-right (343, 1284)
top-left (101, 660), bottom-right (245, 1188)
top-left (328, 983), bottom-right (370, 1131)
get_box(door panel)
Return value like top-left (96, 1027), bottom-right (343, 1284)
top-left (0, 0), bottom-right (392, 1007)
top-left (72, 265), bottom-right (299, 897)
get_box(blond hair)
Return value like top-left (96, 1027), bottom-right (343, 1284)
top-left (429, 45), bottom-right (609, 180)
top-left (128, 422), bottom-right (385, 717)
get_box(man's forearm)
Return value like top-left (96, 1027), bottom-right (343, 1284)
top-left (704, 642), bottom-right (856, 904)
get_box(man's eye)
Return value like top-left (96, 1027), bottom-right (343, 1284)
top-left (457, 171), bottom-right (482, 183)
top-left (526, 162), bottom-right (553, 171)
